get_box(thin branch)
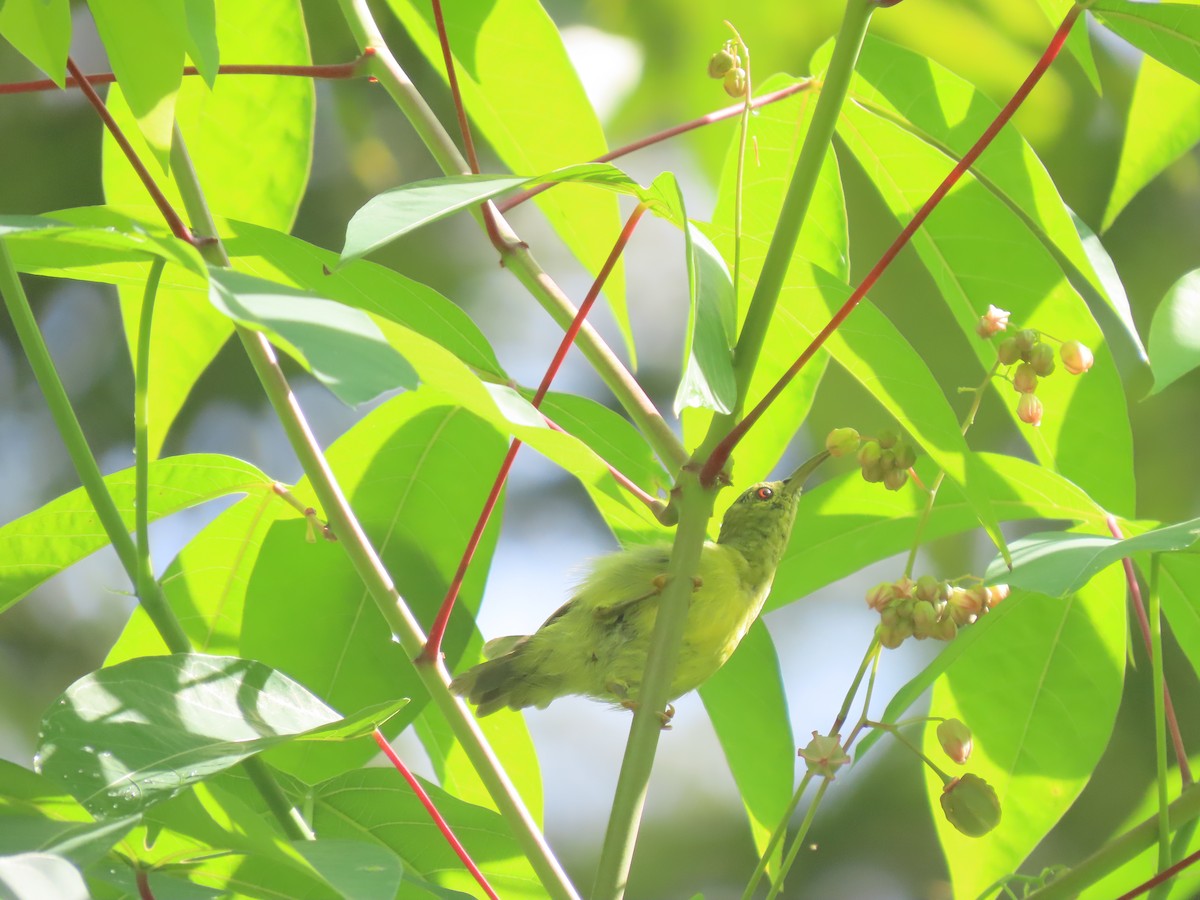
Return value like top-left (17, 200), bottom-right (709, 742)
top-left (63, 57), bottom-right (194, 244)
top-left (421, 204), bottom-right (649, 662)
top-left (0, 56), bottom-right (374, 95)
top-left (1116, 847), bottom-right (1200, 900)
top-left (699, 3), bottom-right (1084, 485)
top-left (541, 415), bottom-right (666, 517)
top-left (495, 81), bottom-right (812, 214)
top-left (1107, 516), bottom-right (1192, 787)
top-left (133, 258), bottom-right (165, 622)
top-left (373, 730), bottom-right (500, 900)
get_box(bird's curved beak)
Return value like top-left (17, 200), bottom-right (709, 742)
top-left (782, 449), bottom-right (831, 496)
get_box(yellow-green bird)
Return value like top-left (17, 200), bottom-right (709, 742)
top-left (450, 451), bottom-right (828, 718)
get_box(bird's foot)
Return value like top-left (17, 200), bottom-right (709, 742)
top-left (617, 697), bottom-right (675, 729)
top-left (650, 574), bottom-right (703, 593)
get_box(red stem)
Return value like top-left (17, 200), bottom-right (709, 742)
top-left (135, 869), bottom-right (156, 900)
top-left (372, 730), bottom-right (501, 900)
top-left (0, 57), bottom-right (372, 95)
top-left (1107, 516), bottom-right (1193, 787)
top-left (64, 57), bottom-right (194, 244)
top-left (419, 204), bottom-right (649, 662)
top-left (1115, 846), bottom-right (1200, 900)
top-left (495, 81), bottom-right (812, 214)
top-left (699, 5), bottom-right (1082, 485)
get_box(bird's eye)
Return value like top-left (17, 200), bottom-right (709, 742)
top-left (755, 486), bottom-right (774, 501)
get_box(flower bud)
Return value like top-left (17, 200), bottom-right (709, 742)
top-left (975, 304), bottom-right (1011, 338)
top-left (883, 468), bottom-right (909, 491)
top-left (997, 337), bottom-right (1021, 366)
top-left (892, 576), bottom-right (915, 599)
top-left (940, 774), bottom-right (1001, 837)
top-left (877, 428), bottom-right (899, 449)
top-left (861, 460), bottom-right (885, 483)
top-left (1014, 328), bottom-right (1038, 359)
top-left (825, 426), bottom-right (861, 458)
top-left (1060, 340), bottom-right (1094, 375)
top-left (1012, 363), bottom-right (1038, 394)
top-left (937, 719), bottom-right (973, 764)
top-left (798, 732), bottom-right (850, 779)
top-left (1030, 342), bottom-right (1056, 377)
top-left (1017, 392), bottom-right (1043, 427)
top-left (857, 440), bottom-right (882, 468)
top-left (915, 575), bottom-right (940, 603)
top-left (986, 584), bottom-right (1010, 608)
top-left (866, 582), bottom-right (896, 611)
top-left (723, 67), bottom-right (747, 97)
top-left (932, 614), bottom-right (958, 641)
top-left (894, 441), bottom-right (916, 470)
top-left (911, 600), bottom-right (937, 638)
top-left (878, 617), bottom-right (914, 649)
top-left (707, 49), bottom-right (737, 78)
top-left (950, 586), bottom-right (986, 617)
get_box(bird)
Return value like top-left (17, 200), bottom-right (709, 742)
top-left (450, 451), bottom-right (828, 720)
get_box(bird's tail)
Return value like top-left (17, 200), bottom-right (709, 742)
top-left (450, 636), bottom-right (544, 717)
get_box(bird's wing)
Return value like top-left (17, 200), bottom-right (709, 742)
top-left (586, 545), bottom-right (673, 623)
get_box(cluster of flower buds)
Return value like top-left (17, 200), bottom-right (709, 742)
top-left (707, 40), bottom-right (747, 97)
top-left (975, 305), bottom-right (1094, 427)
top-left (825, 426), bottom-right (917, 492)
top-left (867, 575), bottom-right (1009, 649)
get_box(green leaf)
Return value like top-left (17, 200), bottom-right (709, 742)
top-left (383, 0), bottom-right (630, 359)
top-left (837, 80), bottom-right (1134, 514)
top-left (985, 517), bottom-right (1200, 597)
top-left (0, 454), bottom-right (272, 615)
top-left (207, 267), bottom-right (418, 405)
top-left (925, 566), bottom-right (1126, 897)
top-left (291, 839), bottom-right (406, 900)
top-left (1103, 50), bottom-right (1200, 230)
top-left (0, 852), bottom-right (88, 900)
top-left (1148, 269), bottom-right (1200, 394)
top-left (774, 452), bottom-right (1105, 615)
top-left (181, 0), bottom-right (218, 86)
top-left (35, 653), bottom-right (390, 818)
top-left (1035, 0), bottom-right (1103, 92)
top-left (651, 173), bottom-right (736, 416)
top-left (340, 163), bottom-right (643, 264)
top-left (1092, 0), bottom-right (1200, 85)
top-left (0, 0), bottom-right (70, 85)
top-left (86, 0), bottom-right (187, 167)
top-left (1160, 553), bottom-right (1200, 683)
top-left (102, 0), bottom-right (313, 456)
top-left (312, 767), bottom-right (542, 898)
top-left (698, 620), bottom-right (792, 871)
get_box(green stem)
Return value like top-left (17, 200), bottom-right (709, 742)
top-left (765, 779), bottom-right (830, 900)
top-left (134, 258), bottom-right (165, 608)
top-left (168, 129), bottom-right (576, 896)
top-left (724, 21), bottom-right (752, 317)
top-left (1023, 784), bottom-right (1200, 900)
top-left (740, 772), bottom-right (815, 900)
top-left (1149, 554), bottom-right (1171, 898)
top-left (0, 243), bottom-right (191, 654)
top-left (591, 475), bottom-right (718, 900)
top-left (870, 721), bottom-right (953, 785)
top-left (903, 361), bottom-right (999, 577)
top-left (335, 0), bottom-right (687, 473)
top-left (712, 0), bottom-right (874, 445)
top-left (834, 637), bottom-right (882, 733)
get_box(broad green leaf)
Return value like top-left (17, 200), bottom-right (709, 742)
top-left (341, 163), bottom-right (642, 264)
top-left (699, 620), bottom-right (792, 871)
top-left (102, 0), bottom-right (313, 456)
top-left (238, 391), bottom-right (507, 783)
top-left (1148, 269), bottom-right (1200, 393)
top-left (222, 219), bottom-right (504, 377)
top-left (688, 73), bottom-right (846, 487)
top-left (837, 91), bottom-right (1134, 514)
top-left (291, 839), bottom-right (406, 900)
top-left (1104, 51), bottom-right (1200, 230)
top-left (0, 454), bottom-right (272, 615)
top-left (1161, 553), bottom-right (1200, 683)
top-left (0, 852), bottom-right (88, 900)
top-left (35, 654), bottom-right (393, 818)
top-left (650, 173), bottom-right (736, 416)
top-left (207, 267), bottom-right (418, 405)
top-left (384, 0), bottom-right (629, 359)
top-left (1092, 0), bottom-right (1200, 85)
top-left (182, 0), bottom-right (218, 85)
top-left (87, 0), bottom-right (187, 167)
top-left (312, 767), bottom-right (542, 899)
top-left (925, 565), bottom-right (1126, 897)
top-left (984, 517), bottom-right (1200, 597)
top-left (774, 452), bottom-right (1105, 615)
top-left (0, 0), bottom-right (70, 85)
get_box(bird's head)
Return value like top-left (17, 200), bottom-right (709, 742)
top-left (716, 450), bottom-right (830, 544)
